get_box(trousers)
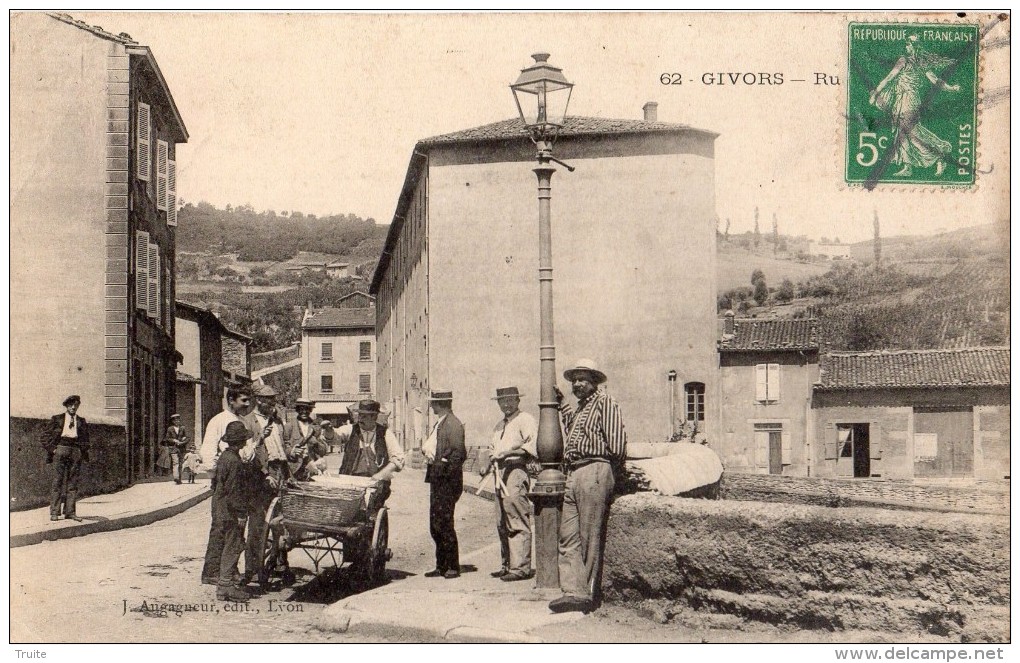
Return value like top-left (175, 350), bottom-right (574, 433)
top-left (244, 502), bottom-right (268, 582)
top-left (217, 517), bottom-right (246, 589)
top-left (496, 466), bottom-right (532, 574)
top-left (558, 461), bottom-right (614, 601)
top-left (49, 445), bottom-right (83, 517)
top-left (201, 493), bottom-right (226, 581)
top-left (429, 483), bottom-right (461, 573)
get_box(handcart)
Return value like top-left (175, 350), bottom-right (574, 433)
top-left (262, 474), bottom-right (391, 587)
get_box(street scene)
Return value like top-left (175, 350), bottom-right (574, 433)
top-left (8, 10), bottom-right (1011, 654)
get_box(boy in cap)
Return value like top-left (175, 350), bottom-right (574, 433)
top-left (210, 421), bottom-right (255, 602)
top-left (162, 413), bottom-right (190, 485)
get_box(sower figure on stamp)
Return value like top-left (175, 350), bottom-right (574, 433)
top-left (549, 360), bottom-right (628, 614)
top-left (334, 399), bottom-right (405, 503)
top-left (199, 386), bottom-right (254, 586)
top-left (162, 413), bottom-right (189, 485)
top-left (240, 384), bottom-right (288, 590)
top-left (486, 386), bottom-right (537, 582)
top-left (422, 390), bottom-right (466, 579)
top-left (210, 421), bottom-right (257, 602)
top-left (42, 395), bottom-right (90, 522)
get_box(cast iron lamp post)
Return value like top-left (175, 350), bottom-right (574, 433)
top-left (511, 52), bottom-right (574, 589)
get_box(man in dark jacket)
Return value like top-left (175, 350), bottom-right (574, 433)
top-left (422, 391), bottom-right (466, 579)
top-left (42, 395), bottom-right (90, 522)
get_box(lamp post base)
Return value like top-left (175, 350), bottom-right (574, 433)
top-left (529, 466), bottom-right (565, 589)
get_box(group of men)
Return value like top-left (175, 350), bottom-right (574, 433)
top-left (42, 356), bottom-right (628, 614)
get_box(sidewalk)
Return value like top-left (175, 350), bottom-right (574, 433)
top-left (318, 470), bottom-right (586, 643)
top-left (9, 479), bottom-right (211, 548)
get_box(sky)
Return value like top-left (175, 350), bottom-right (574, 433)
top-left (59, 11), bottom-right (1010, 243)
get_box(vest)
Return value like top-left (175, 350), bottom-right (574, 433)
top-left (339, 424), bottom-right (390, 477)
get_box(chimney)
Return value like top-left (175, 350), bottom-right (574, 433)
top-left (724, 310), bottom-right (735, 335)
top-left (642, 101), bottom-right (658, 122)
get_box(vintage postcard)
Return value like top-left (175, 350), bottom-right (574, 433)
top-left (8, 10), bottom-right (1010, 655)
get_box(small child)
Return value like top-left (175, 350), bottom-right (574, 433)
top-left (182, 451), bottom-right (201, 483)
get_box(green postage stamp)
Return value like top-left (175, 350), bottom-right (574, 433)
top-left (846, 22), bottom-right (979, 186)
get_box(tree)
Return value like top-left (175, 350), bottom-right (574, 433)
top-left (724, 218), bottom-right (731, 242)
top-left (753, 207), bottom-right (760, 248)
top-left (772, 213), bottom-right (779, 255)
top-left (753, 278), bottom-right (769, 306)
top-left (776, 278), bottom-right (795, 302)
top-left (873, 209), bottom-right (882, 266)
top-left (751, 269), bottom-right (765, 286)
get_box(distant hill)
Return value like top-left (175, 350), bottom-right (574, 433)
top-left (176, 201), bottom-right (389, 263)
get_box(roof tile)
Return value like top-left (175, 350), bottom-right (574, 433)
top-left (420, 116), bottom-right (697, 146)
top-left (818, 348), bottom-right (1010, 390)
top-left (719, 318), bottom-right (819, 351)
top-left (302, 307), bottom-right (375, 330)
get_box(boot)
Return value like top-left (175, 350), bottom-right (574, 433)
top-left (216, 585), bottom-right (250, 602)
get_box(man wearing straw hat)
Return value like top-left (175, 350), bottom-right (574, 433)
top-left (422, 390), bottom-right (466, 579)
top-left (548, 359), bottom-right (628, 614)
top-left (485, 386), bottom-right (537, 582)
top-left (333, 399), bottom-right (405, 503)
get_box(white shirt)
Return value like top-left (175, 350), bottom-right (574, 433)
top-left (422, 415), bottom-right (446, 463)
top-left (492, 410), bottom-right (538, 458)
top-left (61, 413), bottom-right (78, 438)
top-left (254, 411), bottom-right (287, 462)
top-left (334, 424), bottom-right (405, 471)
top-left (199, 410), bottom-right (254, 469)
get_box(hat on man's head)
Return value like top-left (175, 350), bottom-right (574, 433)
top-left (427, 390), bottom-right (454, 402)
top-left (319, 419), bottom-right (333, 428)
top-left (563, 359), bottom-right (607, 385)
top-left (357, 399), bottom-right (381, 414)
top-left (63, 395), bottom-right (81, 407)
top-left (492, 386), bottom-right (523, 400)
top-left (222, 421), bottom-right (253, 445)
top-left (170, 413), bottom-right (181, 420)
top-left (253, 383), bottom-right (277, 398)
top-left (294, 398), bottom-right (315, 409)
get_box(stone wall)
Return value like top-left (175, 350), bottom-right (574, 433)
top-left (10, 417), bottom-right (129, 511)
top-left (605, 493), bottom-right (1009, 641)
top-left (252, 343), bottom-right (301, 371)
top-left (722, 472), bottom-right (1009, 515)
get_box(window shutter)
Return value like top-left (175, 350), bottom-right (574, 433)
top-left (163, 266), bottom-right (172, 330)
top-left (167, 160), bottom-right (177, 226)
top-left (869, 421), bottom-right (882, 460)
top-left (147, 243), bottom-right (159, 319)
top-left (156, 140), bottom-right (169, 211)
top-left (135, 230), bottom-right (150, 311)
top-left (136, 102), bottom-right (151, 181)
top-left (768, 364), bottom-right (781, 402)
top-left (153, 250), bottom-right (161, 325)
top-left (781, 430), bottom-right (792, 465)
top-left (754, 430), bottom-right (769, 468)
top-left (754, 364), bottom-right (768, 402)
top-left (823, 423), bottom-right (839, 460)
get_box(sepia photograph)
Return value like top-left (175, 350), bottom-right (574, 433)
top-left (8, 9), bottom-right (1011, 653)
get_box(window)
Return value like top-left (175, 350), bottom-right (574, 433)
top-left (136, 102), bottom-right (151, 182)
top-left (754, 364), bottom-right (781, 403)
top-left (360, 341), bottom-right (372, 361)
top-left (684, 382), bottom-right (705, 422)
top-left (359, 374), bottom-right (371, 393)
top-left (320, 375), bottom-right (333, 393)
top-left (148, 243), bottom-right (160, 321)
top-left (321, 342), bottom-right (333, 361)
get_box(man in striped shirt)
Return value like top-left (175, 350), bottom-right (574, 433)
top-left (549, 359), bottom-right (628, 614)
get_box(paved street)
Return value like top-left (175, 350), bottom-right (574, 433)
top-left (10, 467), bottom-right (493, 643)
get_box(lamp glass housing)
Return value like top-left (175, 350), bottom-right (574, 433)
top-left (511, 53), bottom-right (573, 142)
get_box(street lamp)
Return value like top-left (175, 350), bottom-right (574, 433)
top-left (511, 52), bottom-right (574, 589)
top-left (667, 370), bottom-right (678, 437)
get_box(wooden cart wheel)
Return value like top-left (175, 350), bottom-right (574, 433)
top-left (262, 496), bottom-right (283, 580)
top-left (369, 508), bottom-right (389, 584)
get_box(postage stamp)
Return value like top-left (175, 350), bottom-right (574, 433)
top-left (845, 22), bottom-right (979, 186)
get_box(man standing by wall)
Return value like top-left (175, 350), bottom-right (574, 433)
top-left (283, 398), bottom-right (327, 481)
top-left (162, 413), bottom-right (189, 485)
top-left (486, 386), bottom-right (537, 582)
top-left (422, 390), bottom-right (466, 579)
top-left (549, 360), bottom-right (628, 614)
top-left (199, 387), bottom-right (253, 586)
top-left (42, 395), bottom-right (89, 522)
